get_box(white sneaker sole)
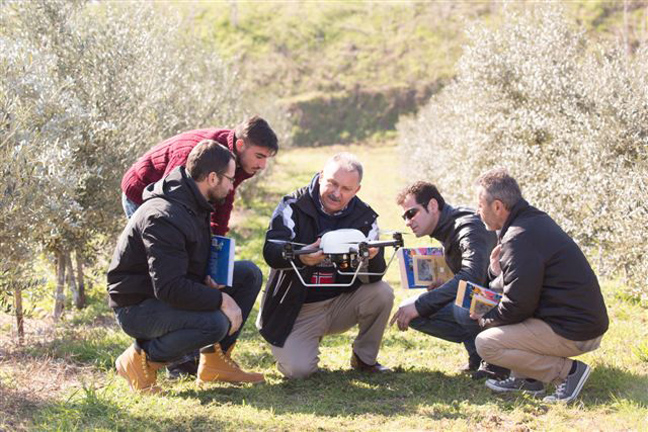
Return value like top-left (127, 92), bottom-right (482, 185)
top-left (485, 379), bottom-right (545, 396)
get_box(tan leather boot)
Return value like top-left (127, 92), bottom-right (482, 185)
top-left (197, 344), bottom-right (264, 384)
top-left (115, 344), bottom-right (166, 393)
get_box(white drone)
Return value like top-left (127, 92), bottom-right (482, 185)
top-left (269, 229), bottom-right (404, 287)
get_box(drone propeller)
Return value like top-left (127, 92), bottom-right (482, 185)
top-left (267, 239), bottom-right (308, 246)
top-left (378, 229), bottom-right (411, 236)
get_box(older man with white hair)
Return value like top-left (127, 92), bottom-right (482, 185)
top-left (258, 153), bottom-right (394, 379)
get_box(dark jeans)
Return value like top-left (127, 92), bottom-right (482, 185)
top-left (115, 298), bottom-right (230, 363)
top-left (409, 302), bottom-right (482, 358)
top-left (115, 260), bottom-right (262, 364)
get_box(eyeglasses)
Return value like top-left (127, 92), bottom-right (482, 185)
top-left (220, 173), bottom-right (235, 184)
top-left (401, 207), bottom-right (420, 221)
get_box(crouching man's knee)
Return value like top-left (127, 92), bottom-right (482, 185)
top-left (373, 280), bottom-right (395, 309)
top-left (277, 359), bottom-right (318, 379)
top-left (475, 328), bottom-right (502, 363)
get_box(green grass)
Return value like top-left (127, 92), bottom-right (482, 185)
top-left (2, 143), bottom-right (648, 431)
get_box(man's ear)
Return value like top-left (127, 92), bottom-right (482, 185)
top-left (235, 139), bottom-right (245, 153)
top-left (354, 184), bottom-right (362, 195)
top-left (427, 198), bottom-right (438, 213)
top-left (208, 171), bottom-right (219, 186)
top-left (493, 199), bottom-right (505, 214)
top-left (318, 171), bottom-right (323, 184)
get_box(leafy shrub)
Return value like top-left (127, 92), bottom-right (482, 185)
top-left (399, 6), bottom-right (648, 303)
top-left (0, 0), bottom-right (244, 318)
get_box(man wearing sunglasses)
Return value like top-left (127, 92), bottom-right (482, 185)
top-left (119, 117), bottom-right (278, 382)
top-left (391, 181), bottom-right (501, 379)
top-left (108, 141), bottom-right (264, 393)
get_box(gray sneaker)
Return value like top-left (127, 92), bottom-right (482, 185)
top-left (485, 377), bottom-right (545, 396)
top-left (543, 360), bottom-right (591, 403)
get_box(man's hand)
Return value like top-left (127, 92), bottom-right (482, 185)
top-left (367, 246), bottom-right (379, 260)
top-left (204, 275), bottom-right (226, 290)
top-left (220, 292), bottom-right (242, 335)
top-left (389, 303), bottom-right (420, 331)
top-left (426, 278), bottom-right (445, 291)
top-left (490, 244), bottom-right (502, 276)
top-left (469, 312), bottom-right (483, 321)
top-left (298, 238), bottom-right (325, 266)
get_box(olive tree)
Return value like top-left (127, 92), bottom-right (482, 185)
top-left (399, 6), bottom-right (648, 302)
top-left (1, 0), bottom-right (244, 325)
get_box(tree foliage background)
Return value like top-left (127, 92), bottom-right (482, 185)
top-left (399, 6), bottom-right (648, 302)
top-left (0, 0), bottom-right (244, 318)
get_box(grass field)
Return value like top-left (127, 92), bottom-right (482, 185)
top-left (1, 142), bottom-right (647, 431)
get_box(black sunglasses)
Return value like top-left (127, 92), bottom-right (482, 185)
top-left (401, 207), bottom-right (420, 221)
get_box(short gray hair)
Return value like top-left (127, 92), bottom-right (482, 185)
top-left (324, 152), bottom-right (363, 183)
top-left (476, 167), bottom-right (522, 210)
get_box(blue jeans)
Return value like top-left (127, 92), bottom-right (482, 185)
top-left (115, 298), bottom-right (230, 363)
top-left (115, 260), bottom-right (262, 363)
top-left (216, 260), bottom-right (263, 352)
top-left (410, 302), bottom-right (482, 358)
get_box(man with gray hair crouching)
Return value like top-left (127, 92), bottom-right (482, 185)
top-left (472, 168), bottom-right (608, 403)
top-left (259, 152), bottom-right (394, 378)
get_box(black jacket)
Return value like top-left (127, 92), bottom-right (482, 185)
top-left (107, 166), bottom-right (223, 311)
top-left (258, 175), bottom-right (386, 347)
top-left (481, 199), bottom-right (609, 341)
top-left (415, 205), bottom-right (497, 317)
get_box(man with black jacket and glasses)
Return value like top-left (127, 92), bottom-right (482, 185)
top-left (108, 140), bottom-right (263, 393)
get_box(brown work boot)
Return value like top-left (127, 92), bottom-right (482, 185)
top-left (115, 344), bottom-right (166, 393)
top-left (197, 344), bottom-right (264, 385)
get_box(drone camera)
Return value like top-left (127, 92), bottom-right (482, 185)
top-left (331, 252), bottom-right (359, 270)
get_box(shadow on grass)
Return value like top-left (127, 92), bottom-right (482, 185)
top-left (174, 369), bottom-right (515, 420)
top-left (583, 364), bottom-right (648, 406)
top-left (170, 362), bottom-right (647, 419)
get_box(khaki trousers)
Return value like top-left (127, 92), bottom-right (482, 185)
top-left (271, 280), bottom-right (394, 379)
top-left (476, 318), bottom-right (602, 384)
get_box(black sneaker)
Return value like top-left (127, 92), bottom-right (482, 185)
top-left (471, 361), bottom-right (510, 380)
top-left (543, 360), bottom-right (591, 403)
top-left (485, 377), bottom-right (545, 396)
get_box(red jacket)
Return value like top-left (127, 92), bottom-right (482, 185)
top-left (121, 128), bottom-right (253, 235)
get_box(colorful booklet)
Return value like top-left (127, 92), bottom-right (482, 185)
top-left (397, 247), bottom-right (453, 289)
top-left (207, 236), bottom-right (235, 286)
top-left (455, 280), bottom-right (502, 315)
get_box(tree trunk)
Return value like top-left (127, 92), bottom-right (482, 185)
top-left (75, 249), bottom-right (86, 309)
top-left (623, 0), bottom-right (631, 56)
top-left (14, 285), bottom-right (24, 344)
top-left (229, 0), bottom-right (238, 28)
top-left (66, 251), bottom-right (79, 309)
top-left (53, 250), bottom-right (66, 320)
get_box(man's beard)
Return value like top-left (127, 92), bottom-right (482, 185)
top-left (207, 189), bottom-right (227, 205)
